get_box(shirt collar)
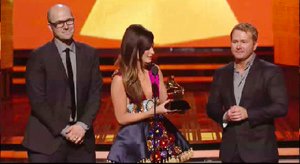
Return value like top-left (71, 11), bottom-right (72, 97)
top-left (234, 53), bottom-right (256, 71)
top-left (54, 38), bottom-right (75, 54)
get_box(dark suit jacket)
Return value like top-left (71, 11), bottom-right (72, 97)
top-left (22, 40), bottom-right (103, 155)
top-left (206, 56), bottom-right (288, 162)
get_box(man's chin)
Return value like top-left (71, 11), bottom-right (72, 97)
top-left (62, 36), bottom-right (73, 40)
top-left (60, 38), bottom-right (74, 44)
top-left (233, 55), bottom-right (244, 60)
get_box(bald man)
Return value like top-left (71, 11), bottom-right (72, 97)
top-left (22, 4), bottom-right (103, 162)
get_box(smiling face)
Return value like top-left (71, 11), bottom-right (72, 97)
top-left (231, 29), bottom-right (257, 62)
top-left (48, 4), bottom-right (75, 43)
top-left (141, 47), bottom-right (155, 64)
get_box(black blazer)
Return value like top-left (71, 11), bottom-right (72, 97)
top-left (22, 41), bottom-right (103, 155)
top-left (206, 56), bottom-right (288, 162)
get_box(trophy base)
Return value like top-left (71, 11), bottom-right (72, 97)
top-left (165, 100), bottom-right (191, 114)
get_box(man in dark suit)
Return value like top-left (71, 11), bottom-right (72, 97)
top-left (22, 4), bottom-right (103, 163)
top-left (206, 23), bottom-right (288, 163)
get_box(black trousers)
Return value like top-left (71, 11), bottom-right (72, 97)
top-left (222, 144), bottom-right (244, 163)
top-left (222, 145), bottom-right (279, 163)
top-left (28, 139), bottom-right (95, 163)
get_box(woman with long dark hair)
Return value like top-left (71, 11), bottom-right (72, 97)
top-left (107, 24), bottom-right (193, 163)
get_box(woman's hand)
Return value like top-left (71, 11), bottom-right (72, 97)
top-left (150, 99), bottom-right (176, 114)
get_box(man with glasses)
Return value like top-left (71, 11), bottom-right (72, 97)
top-left (22, 4), bottom-right (103, 163)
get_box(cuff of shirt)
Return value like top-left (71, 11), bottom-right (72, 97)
top-left (61, 125), bottom-right (70, 137)
top-left (76, 121), bottom-right (89, 131)
top-left (222, 112), bottom-right (228, 128)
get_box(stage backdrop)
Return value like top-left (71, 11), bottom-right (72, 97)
top-left (13, 0), bottom-right (273, 49)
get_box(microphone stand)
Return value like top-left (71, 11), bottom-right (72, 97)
top-left (151, 65), bottom-right (159, 162)
top-left (153, 92), bottom-right (157, 161)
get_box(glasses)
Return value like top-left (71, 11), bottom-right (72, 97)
top-left (49, 18), bottom-right (74, 28)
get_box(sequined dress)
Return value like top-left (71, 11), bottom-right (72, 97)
top-left (107, 67), bottom-right (193, 163)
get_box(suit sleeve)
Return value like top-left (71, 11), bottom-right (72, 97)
top-left (247, 67), bottom-right (288, 127)
top-left (79, 49), bottom-right (103, 128)
top-left (26, 51), bottom-right (67, 136)
top-left (206, 70), bottom-right (226, 126)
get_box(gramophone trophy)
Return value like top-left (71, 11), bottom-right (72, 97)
top-left (165, 75), bottom-right (191, 113)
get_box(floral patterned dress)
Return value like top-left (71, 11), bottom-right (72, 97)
top-left (107, 66), bottom-right (193, 163)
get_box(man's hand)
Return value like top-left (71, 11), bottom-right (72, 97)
top-left (226, 105), bottom-right (248, 122)
top-left (65, 124), bottom-right (86, 144)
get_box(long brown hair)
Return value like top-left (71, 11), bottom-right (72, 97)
top-left (116, 24), bottom-right (154, 104)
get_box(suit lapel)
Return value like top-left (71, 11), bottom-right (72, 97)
top-left (75, 43), bottom-right (83, 92)
top-left (229, 65), bottom-right (236, 105)
top-left (224, 63), bottom-right (237, 105)
top-left (239, 57), bottom-right (260, 106)
top-left (49, 42), bottom-right (69, 81)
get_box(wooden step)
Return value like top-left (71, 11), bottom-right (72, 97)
top-left (11, 64), bottom-right (222, 85)
top-left (12, 76), bottom-right (213, 85)
top-left (12, 64), bottom-right (224, 72)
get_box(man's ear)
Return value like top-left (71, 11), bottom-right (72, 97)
top-left (48, 24), bottom-right (53, 32)
top-left (253, 42), bottom-right (258, 51)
